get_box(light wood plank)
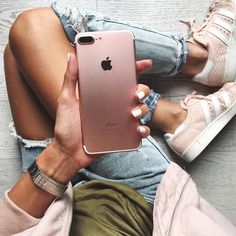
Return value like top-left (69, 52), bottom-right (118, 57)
top-left (0, 158), bottom-right (22, 194)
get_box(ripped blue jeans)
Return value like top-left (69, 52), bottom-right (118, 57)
top-left (51, 1), bottom-right (188, 77)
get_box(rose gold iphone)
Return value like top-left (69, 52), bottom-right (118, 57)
top-left (75, 30), bottom-right (141, 154)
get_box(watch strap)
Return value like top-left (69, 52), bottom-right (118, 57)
top-left (27, 159), bottom-right (68, 197)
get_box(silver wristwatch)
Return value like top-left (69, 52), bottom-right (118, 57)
top-left (27, 159), bottom-right (68, 197)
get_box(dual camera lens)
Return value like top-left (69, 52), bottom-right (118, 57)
top-left (77, 36), bottom-right (95, 45)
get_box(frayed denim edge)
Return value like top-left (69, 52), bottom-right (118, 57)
top-left (9, 121), bottom-right (52, 148)
top-left (175, 35), bottom-right (188, 73)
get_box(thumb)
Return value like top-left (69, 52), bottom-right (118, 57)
top-left (61, 53), bottom-right (78, 99)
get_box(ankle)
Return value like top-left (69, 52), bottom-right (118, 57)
top-left (150, 100), bottom-right (187, 134)
top-left (164, 104), bottom-right (187, 134)
top-left (180, 41), bottom-right (208, 77)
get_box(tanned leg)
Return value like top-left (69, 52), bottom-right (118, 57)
top-left (4, 7), bottom-right (74, 139)
top-left (8, 7), bottom-right (74, 118)
top-left (4, 45), bottom-right (54, 140)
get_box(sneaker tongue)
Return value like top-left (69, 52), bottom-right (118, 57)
top-left (180, 92), bottom-right (207, 110)
top-left (187, 36), bottom-right (213, 85)
top-left (188, 35), bottom-right (208, 48)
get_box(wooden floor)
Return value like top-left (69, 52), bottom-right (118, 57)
top-left (0, 0), bottom-right (235, 225)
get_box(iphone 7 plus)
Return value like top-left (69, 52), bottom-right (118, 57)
top-left (75, 30), bottom-right (141, 154)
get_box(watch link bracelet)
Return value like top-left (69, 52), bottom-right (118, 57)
top-left (27, 159), bottom-right (68, 197)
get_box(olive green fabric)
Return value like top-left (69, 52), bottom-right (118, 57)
top-left (70, 180), bottom-right (153, 236)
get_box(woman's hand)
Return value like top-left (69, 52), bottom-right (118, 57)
top-left (52, 54), bottom-right (152, 169)
top-left (52, 53), bottom-right (94, 170)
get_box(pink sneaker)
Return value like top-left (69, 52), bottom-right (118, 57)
top-left (164, 82), bottom-right (236, 162)
top-left (185, 0), bottom-right (236, 86)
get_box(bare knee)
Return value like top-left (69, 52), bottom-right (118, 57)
top-left (9, 7), bottom-right (59, 53)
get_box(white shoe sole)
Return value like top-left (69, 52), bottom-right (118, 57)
top-left (181, 101), bottom-right (236, 162)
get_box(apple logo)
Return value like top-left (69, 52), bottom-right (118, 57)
top-left (101, 57), bottom-right (112, 71)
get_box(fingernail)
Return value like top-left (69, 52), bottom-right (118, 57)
top-left (139, 126), bottom-right (146, 133)
top-left (67, 53), bottom-right (71, 62)
top-left (132, 108), bottom-right (142, 118)
top-left (136, 91), bottom-right (145, 100)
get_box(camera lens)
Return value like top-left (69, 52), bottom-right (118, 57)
top-left (78, 36), bottom-right (95, 45)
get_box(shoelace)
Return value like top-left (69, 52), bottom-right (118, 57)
top-left (180, 0), bottom-right (221, 35)
top-left (180, 91), bottom-right (211, 110)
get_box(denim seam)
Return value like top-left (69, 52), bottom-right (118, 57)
top-left (146, 136), bottom-right (171, 164)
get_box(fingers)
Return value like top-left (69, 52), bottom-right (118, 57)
top-left (135, 84), bottom-right (150, 100)
top-left (136, 59), bottom-right (152, 74)
top-left (132, 83), bottom-right (151, 121)
top-left (137, 125), bottom-right (150, 138)
top-left (131, 96), bottom-right (150, 138)
top-left (61, 53), bottom-right (78, 99)
top-left (132, 103), bottom-right (149, 119)
top-left (132, 83), bottom-right (151, 138)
